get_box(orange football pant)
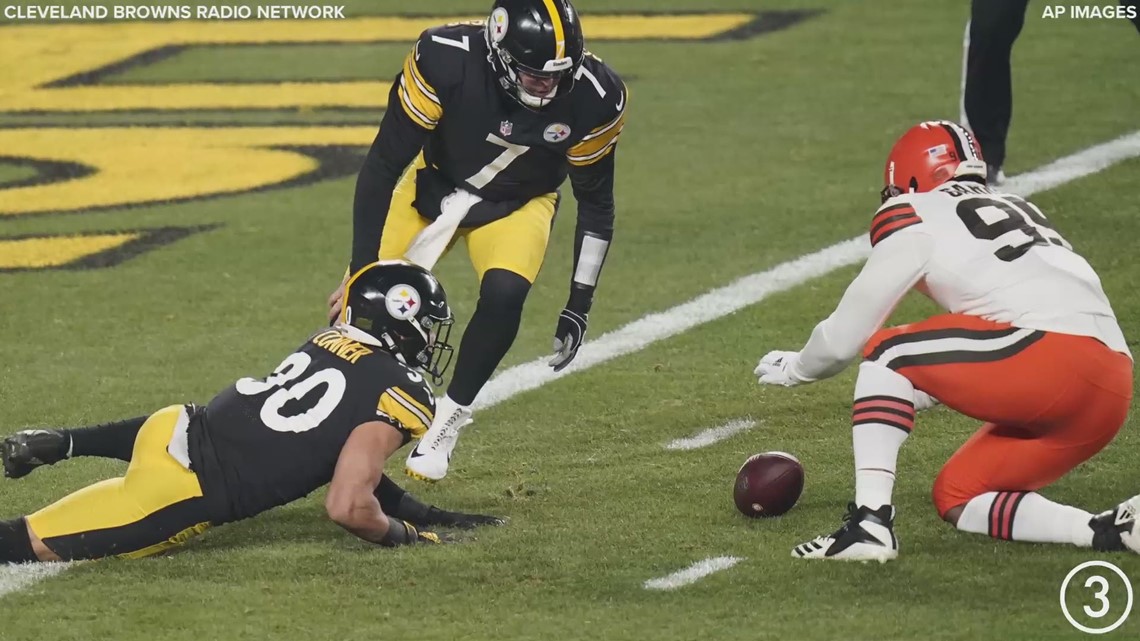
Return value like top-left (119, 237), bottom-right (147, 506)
top-left (862, 313), bottom-right (1133, 517)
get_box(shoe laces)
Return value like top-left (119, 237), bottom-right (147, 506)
top-left (427, 410), bottom-right (466, 448)
top-left (1120, 500), bottom-right (1137, 524)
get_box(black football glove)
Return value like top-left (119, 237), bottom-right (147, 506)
top-left (418, 507), bottom-right (508, 530)
top-left (549, 309), bottom-right (588, 372)
top-left (379, 519), bottom-right (453, 547)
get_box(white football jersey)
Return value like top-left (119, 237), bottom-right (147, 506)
top-left (791, 179), bottom-right (1130, 382)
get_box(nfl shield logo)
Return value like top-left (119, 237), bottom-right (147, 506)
top-left (500, 120), bottom-right (513, 136)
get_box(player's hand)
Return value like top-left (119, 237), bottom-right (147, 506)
top-left (419, 507), bottom-right (508, 530)
top-left (754, 350), bottom-right (803, 387)
top-left (549, 309), bottom-right (588, 372)
top-left (327, 273), bottom-right (349, 324)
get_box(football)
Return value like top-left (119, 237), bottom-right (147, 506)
top-left (733, 451), bottom-right (805, 518)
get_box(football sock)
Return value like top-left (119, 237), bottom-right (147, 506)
top-left (65, 415), bottom-right (148, 461)
top-left (851, 362), bottom-right (915, 510)
top-left (0, 518), bottom-right (39, 563)
top-left (956, 491), bottom-right (1094, 546)
top-left (447, 269), bottom-right (530, 406)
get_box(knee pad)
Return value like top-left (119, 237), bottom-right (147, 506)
top-left (478, 269), bottom-right (531, 313)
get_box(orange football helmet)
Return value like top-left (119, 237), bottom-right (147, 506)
top-left (881, 120), bottom-right (987, 203)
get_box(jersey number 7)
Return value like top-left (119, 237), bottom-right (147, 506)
top-left (956, 195), bottom-right (1071, 262)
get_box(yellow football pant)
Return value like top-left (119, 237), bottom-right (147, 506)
top-left (26, 405), bottom-right (214, 560)
top-left (379, 154), bottom-right (558, 283)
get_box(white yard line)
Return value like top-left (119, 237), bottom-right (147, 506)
top-left (0, 562), bottom-right (71, 597)
top-left (476, 129), bottom-right (1140, 412)
top-left (665, 418), bottom-right (758, 451)
top-left (643, 556), bottom-right (745, 590)
top-left (3, 131), bottom-right (1137, 600)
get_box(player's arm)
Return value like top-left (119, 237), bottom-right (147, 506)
top-left (550, 74), bottom-right (627, 371)
top-left (348, 39), bottom-right (443, 274)
top-left (756, 209), bottom-right (932, 386)
top-left (325, 421), bottom-right (438, 546)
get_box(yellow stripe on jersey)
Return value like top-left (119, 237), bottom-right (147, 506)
top-left (390, 387), bottom-right (434, 424)
top-left (567, 106), bottom-right (625, 166)
top-left (542, 0), bottom-right (566, 59)
top-left (377, 388), bottom-right (433, 437)
top-left (398, 51), bottom-right (442, 130)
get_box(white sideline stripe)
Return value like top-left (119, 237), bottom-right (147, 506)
top-left (643, 556), bottom-right (744, 590)
top-left (476, 129), bottom-right (1140, 412)
top-left (665, 418), bottom-right (757, 451)
top-left (0, 563), bottom-right (71, 597)
top-left (3, 131), bottom-right (1138, 601)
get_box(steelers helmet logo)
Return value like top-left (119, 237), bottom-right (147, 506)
top-left (384, 284), bottom-right (421, 320)
top-left (544, 123), bottom-right (571, 143)
top-left (489, 7), bottom-right (509, 43)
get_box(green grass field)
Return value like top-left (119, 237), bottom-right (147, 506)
top-left (1, 1), bottom-right (1138, 639)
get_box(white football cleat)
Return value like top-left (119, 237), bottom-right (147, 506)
top-left (1090, 494), bottom-right (1140, 553)
top-left (792, 503), bottom-right (898, 562)
top-left (405, 396), bottom-right (472, 482)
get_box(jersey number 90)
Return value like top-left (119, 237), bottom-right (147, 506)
top-left (235, 353), bottom-right (346, 433)
top-left (956, 195), bottom-right (1071, 262)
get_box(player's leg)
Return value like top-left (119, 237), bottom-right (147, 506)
top-left (791, 360), bottom-right (909, 561)
top-left (377, 153), bottom-right (432, 262)
top-left (935, 340), bottom-right (1135, 552)
top-left (1123, 0), bottom-right (1140, 33)
top-left (17, 406), bottom-right (215, 561)
top-left (405, 192), bottom-right (557, 481)
top-left (935, 425), bottom-right (1137, 552)
top-left (2, 414), bottom-right (157, 479)
top-left (794, 313), bottom-right (1076, 561)
top-left (962, 0), bottom-right (1029, 181)
top-left (330, 154), bottom-right (432, 323)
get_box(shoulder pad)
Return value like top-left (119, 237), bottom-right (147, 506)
top-left (375, 372), bottom-right (436, 437)
top-left (572, 54), bottom-right (626, 119)
top-left (397, 25), bottom-right (481, 129)
top-left (567, 55), bottom-right (627, 167)
top-left (870, 199), bottom-right (924, 247)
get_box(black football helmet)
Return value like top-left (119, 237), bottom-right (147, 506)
top-left (339, 260), bottom-right (454, 384)
top-left (485, 0), bottom-right (585, 108)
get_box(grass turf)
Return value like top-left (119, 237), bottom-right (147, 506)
top-left (0, 2), bottom-right (1138, 639)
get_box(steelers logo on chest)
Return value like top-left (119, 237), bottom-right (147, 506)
top-left (385, 284), bottom-right (421, 320)
top-left (544, 122), bottom-right (572, 144)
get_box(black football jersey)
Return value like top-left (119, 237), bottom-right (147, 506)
top-left (188, 329), bottom-right (435, 524)
top-left (396, 22), bottom-right (627, 225)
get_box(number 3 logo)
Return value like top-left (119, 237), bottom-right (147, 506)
top-left (1060, 560), bottom-right (1134, 634)
top-left (236, 352), bottom-right (346, 433)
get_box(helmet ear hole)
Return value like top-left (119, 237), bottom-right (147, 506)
top-left (932, 165), bottom-right (955, 185)
top-left (908, 176), bottom-right (919, 193)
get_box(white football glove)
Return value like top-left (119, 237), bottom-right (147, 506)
top-left (754, 350), bottom-right (804, 387)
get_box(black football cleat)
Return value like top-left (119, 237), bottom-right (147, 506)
top-left (1090, 495), bottom-right (1140, 553)
top-left (792, 502), bottom-right (898, 562)
top-left (2, 429), bottom-right (69, 479)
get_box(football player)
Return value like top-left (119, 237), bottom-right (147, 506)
top-left (755, 121), bottom-right (1137, 562)
top-left (0, 261), bottom-right (504, 563)
top-left (326, 0), bottom-right (627, 482)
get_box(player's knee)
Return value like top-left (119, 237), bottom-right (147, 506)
top-left (477, 269), bottom-right (531, 314)
top-left (931, 472), bottom-right (968, 522)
